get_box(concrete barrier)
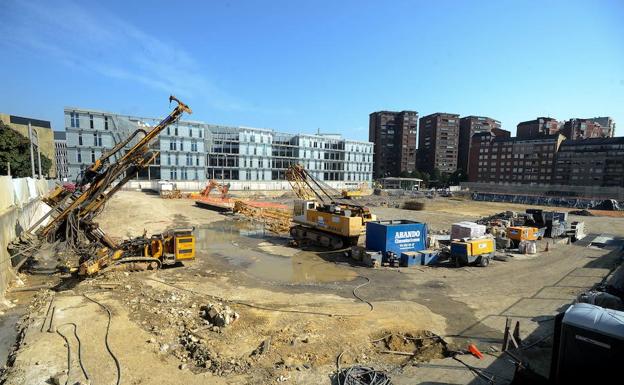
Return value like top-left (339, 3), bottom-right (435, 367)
top-left (0, 176), bottom-right (54, 306)
top-left (121, 179), bottom-right (370, 192)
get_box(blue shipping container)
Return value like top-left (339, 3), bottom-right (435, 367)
top-left (366, 220), bottom-right (428, 255)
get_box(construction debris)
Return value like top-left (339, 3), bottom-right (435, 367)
top-left (200, 303), bottom-right (239, 327)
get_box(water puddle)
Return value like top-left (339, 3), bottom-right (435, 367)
top-left (194, 221), bottom-right (357, 284)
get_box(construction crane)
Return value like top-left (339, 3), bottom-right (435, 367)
top-left (285, 164), bottom-right (376, 249)
top-left (9, 96), bottom-right (196, 276)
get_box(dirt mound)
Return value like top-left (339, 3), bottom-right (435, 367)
top-left (371, 330), bottom-right (449, 362)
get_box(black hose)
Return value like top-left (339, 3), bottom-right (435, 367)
top-left (57, 323), bottom-right (90, 383)
top-left (83, 294), bottom-right (121, 385)
top-left (147, 275), bottom-right (374, 317)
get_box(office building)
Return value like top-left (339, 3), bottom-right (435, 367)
top-left (0, 112), bottom-right (57, 178)
top-left (458, 116), bottom-right (507, 173)
top-left (418, 113), bottom-right (460, 174)
top-left (54, 131), bottom-right (69, 181)
top-left (64, 108), bottom-right (373, 186)
top-left (516, 117), bottom-right (560, 139)
top-left (368, 111), bottom-right (418, 178)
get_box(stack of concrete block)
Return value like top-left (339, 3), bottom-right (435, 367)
top-left (451, 221), bottom-right (486, 240)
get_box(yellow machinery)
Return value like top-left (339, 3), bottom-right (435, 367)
top-left (286, 164), bottom-right (376, 249)
top-left (9, 96), bottom-right (196, 276)
top-left (506, 226), bottom-right (540, 242)
top-left (450, 237), bottom-right (495, 267)
top-left (80, 228), bottom-right (195, 275)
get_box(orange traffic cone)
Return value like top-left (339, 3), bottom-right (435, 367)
top-left (468, 344), bottom-right (484, 359)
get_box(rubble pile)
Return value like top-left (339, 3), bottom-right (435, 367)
top-left (200, 302), bottom-right (240, 327)
top-left (176, 331), bottom-right (250, 375)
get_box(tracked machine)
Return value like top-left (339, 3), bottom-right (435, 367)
top-left (285, 164), bottom-right (376, 249)
top-left (9, 96), bottom-right (196, 276)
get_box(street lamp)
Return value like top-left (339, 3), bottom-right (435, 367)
top-left (29, 122), bottom-right (43, 179)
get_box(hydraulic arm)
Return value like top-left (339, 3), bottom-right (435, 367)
top-left (10, 96), bottom-right (194, 275)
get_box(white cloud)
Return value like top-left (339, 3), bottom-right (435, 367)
top-left (0, 0), bottom-right (266, 112)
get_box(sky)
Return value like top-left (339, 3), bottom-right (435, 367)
top-left (0, 0), bottom-right (623, 140)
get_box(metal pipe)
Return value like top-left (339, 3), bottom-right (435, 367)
top-left (29, 122), bottom-right (35, 178)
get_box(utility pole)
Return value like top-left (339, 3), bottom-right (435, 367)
top-left (29, 122), bottom-right (36, 178)
top-left (37, 139), bottom-right (42, 178)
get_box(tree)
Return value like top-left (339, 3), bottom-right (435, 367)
top-left (0, 121), bottom-right (51, 177)
top-left (448, 169), bottom-right (467, 186)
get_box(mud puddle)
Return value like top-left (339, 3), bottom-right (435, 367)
top-left (194, 220), bottom-right (357, 284)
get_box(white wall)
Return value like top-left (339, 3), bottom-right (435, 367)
top-left (0, 177), bottom-right (54, 305)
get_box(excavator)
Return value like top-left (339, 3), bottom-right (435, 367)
top-left (9, 96), bottom-right (196, 276)
top-left (285, 164), bottom-right (376, 249)
top-left (196, 179), bottom-right (230, 200)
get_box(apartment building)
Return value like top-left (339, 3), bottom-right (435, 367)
top-left (54, 131), bottom-right (69, 181)
top-left (468, 133), bottom-right (565, 184)
top-left (554, 137), bottom-right (624, 187)
top-left (458, 116), bottom-right (507, 173)
top-left (561, 118), bottom-right (613, 140)
top-left (418, 113), bottom-right (460, 174)
top-left (368, 111), bottom-right (418, 178)
top-left (590, 117), bottom-right (616, 138)
top-left (516, 117), bottom-right (560, 139)
top-left (63, 108), bottom-right (373, 185)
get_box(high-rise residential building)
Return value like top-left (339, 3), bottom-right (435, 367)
top-left (64, 107), bottom-right (373, 186)
top-left (418, 113), bottom-right (460, 174)
top-left (516, 117), bottom-right (560, 139)
top-left (468, 133), bottom-right (565, 184)
top-left (368, 110), bottom-right (418, 178)
top-left (458, 116), bottom-right (507, 173)
top-left (561, 118), bottom-right (613, 139)
top-left (54, 131), bottom-right (69, 181)
top-left (589, 117), bottom-right (616, 138)
top-left (553, 137), bottom-right (624, 187)
top-left (0, 112), bottom-right (57, 178)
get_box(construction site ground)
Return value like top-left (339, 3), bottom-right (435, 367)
top-left (2, 191), bottom-right (623, 384)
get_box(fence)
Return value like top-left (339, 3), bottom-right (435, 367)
top-left (0, 176), bottom-right (54, 305)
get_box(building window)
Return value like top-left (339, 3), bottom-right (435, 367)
top-left (189, 128), bottom-right (193, 137)
top-left (175, 155), bottom-right (179, 166)
top-left (91, 150), bottom-right (96, 163)
top-left (171, 167), bottom-right (177, 180)
top-left (169, 141), bottom-right (177, 151)
top-left (93, 133), bottom-right (98, 146)
top-left (175, 125), bottom-right (178, 136)
top-left (70, 112), bottom-right (80, 128)
top-left (104, 116), bottom-right (108, 130)
top-left (191, 140), bottom-right (197, 152)
top-left (167, 126), bottom-right (170, 135)
top-left (180, 141), bottom-right (184, 151)
top-left (89, 114), bottom-right (94, 129)
top-left (199, 129), bottom-right (202, 138)
top-left (186, 153), bottom-right (192, 166)
top-left (196, 156), bottom-right (199, 166)
top-left (167, 154), bottom-right (171, 165)
top-left (77, 150), bottom-right (82, 163)
top-left (78, 132), bottom-right (83, 145)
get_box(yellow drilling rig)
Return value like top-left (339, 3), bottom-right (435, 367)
top-left (9, 96), bottom-right (195, 276)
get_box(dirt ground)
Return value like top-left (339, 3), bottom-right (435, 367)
top-left (2, 191), bottom-right (623, 385)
